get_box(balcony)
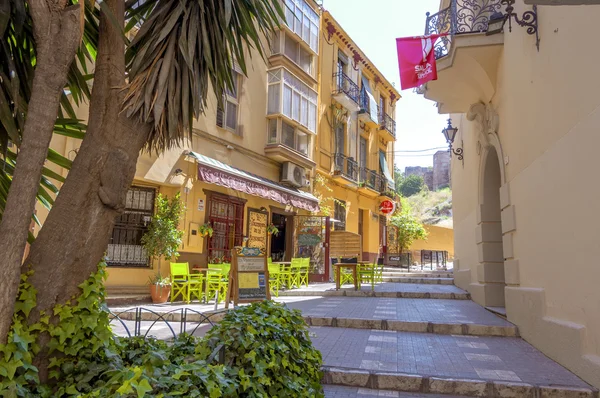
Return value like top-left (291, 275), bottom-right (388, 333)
top-left (332, 153), bottom-right (358, 185)
top-left (378, 110), bottom-right (396, 141)
top-left (266, 118), bottom-right (316, 169)
top-left (332, 72), bottom-right (360, 112)
top-left (422, 0), bottom-right (504, 113)
top-left (357, 90), bottom-right (379, 130)
top-left (358, 167), bottom-right (385, 197)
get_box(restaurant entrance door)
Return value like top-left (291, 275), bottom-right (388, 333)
top-left (294, 216), bottom-right (330, 282)
top-left (270, 212), bottom-right (289, 262)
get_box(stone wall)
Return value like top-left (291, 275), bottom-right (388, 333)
top-left (405, 166), bottom-right (433, 190)
top-left (433, 150), bottom-right (450, 190)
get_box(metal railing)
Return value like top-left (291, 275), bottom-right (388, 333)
top-left (333, 72), bottom-right (359, 105)
top-left (378, 110), bottom-right (396, 138)
top-left (334, 153), bottom-right (358, 181)
top-left (425, 0), bottom-right (502, 59)
top-left (108, 306), bottom-right (223, 339)
top-left (358, 89), bottom-right (376, 115)
top-left (359, 167), bottom-right (386, 192)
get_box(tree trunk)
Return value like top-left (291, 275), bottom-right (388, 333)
top-left (0, 1), bottom-right (81, 343)
top-left (22, 0), bottom-right (150, 380)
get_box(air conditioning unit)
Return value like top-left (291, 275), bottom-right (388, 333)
top-left (281, 162), bottom-right (305, 188)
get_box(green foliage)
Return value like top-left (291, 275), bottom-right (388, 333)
top-left (0, 266), bottom-right (324, 397)
top-left (198, 222), bottom-right (214, 237)
top-left (141, 193), bottom-right (185, 262)
top-left (398, 174), bottom-right (425, 197)
top-left (404, 188), bottom-right (453, 227)
top-left (199, 301), bottom-right (324, 398)
top-left (147, 273), bottom-right (171, 287)
top-left (389, 199), bottom-right (428, 254)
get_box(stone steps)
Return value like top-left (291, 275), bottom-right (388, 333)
top-left (382, 272), bottom-right (454, 279)
top-left (304, 316), bottom-right (518, 337)
top-left (323, 385), bottom-right (469, 397)
top-left (381, 277), bottom-right (454, 285)
top-left (322, 367), bottom-right (598, 398)
top-left (278, 289), bottom-right (470, 300)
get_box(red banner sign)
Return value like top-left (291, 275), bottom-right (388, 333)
top-left (396, 34), bottom-right (447, 90)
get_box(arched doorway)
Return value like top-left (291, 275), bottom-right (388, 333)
top-left (477, 146), bottom-right (506, 308)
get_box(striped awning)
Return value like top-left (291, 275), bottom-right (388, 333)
top-left (187, 152), bottom-right (319, 212)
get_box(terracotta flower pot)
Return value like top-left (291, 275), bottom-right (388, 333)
top-left (150, 285), bottom-right (171, 304)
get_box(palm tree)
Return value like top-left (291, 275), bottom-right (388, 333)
top-left (0, 0), bottom-right (283, 373)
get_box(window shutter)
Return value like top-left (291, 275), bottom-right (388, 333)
top-left (216, 101), bottom-right (224, 128)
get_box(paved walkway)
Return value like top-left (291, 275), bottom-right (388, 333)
top-left (323, 386), bottom-right (467, 397)
top-left (313, 327), bottom-right (590, 388)
top-left (278, 282), bottom-right (469, 298)
top-left (286, 297), bottom-right (512, 327)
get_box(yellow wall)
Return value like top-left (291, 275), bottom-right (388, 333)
top-left (409, 225), bottom-right (454, 260)
top-left (424, 1), bottom-right (600, 387)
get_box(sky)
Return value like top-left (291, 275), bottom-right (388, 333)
top-left (321, 0), bottom-right (449, 173)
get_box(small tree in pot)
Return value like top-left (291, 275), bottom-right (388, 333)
top-left (142, 192), bottom-right (186, 303)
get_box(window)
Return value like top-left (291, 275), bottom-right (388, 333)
top-left (334, 200), bottom-right (346, 231)
top-left (284, 0), bottom-right (319, 53)
top-left (267, 68), bottom-right (317, 133)
top-left (267, 118), bottom-right (312, 157)
top-left (106, 187), bottom-right (155, 267)
top-left (379, 94), bottom-right (386, 115)
top-left (217, 71), bottom-right (240, 133)
top-left (272, 31), bottom-right (315, 76)
top-left (207, 194), bottom-right (245, 262)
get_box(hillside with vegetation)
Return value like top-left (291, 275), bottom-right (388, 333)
top-left (404, 188), bottom-right (453, 228)
top-left (395, 170), bottom-right (453, 228)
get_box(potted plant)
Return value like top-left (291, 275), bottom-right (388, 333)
top-left (267, 223), bottom-right (279, 236)
top-left (198, 222), bottom-right (213, 237)
top-left (141, 193), bottom-right (185, 302)
top-left (148, 273), bottom-right (171, 304)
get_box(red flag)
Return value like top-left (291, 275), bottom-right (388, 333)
top-left (396, 34), bottom-right (448, 90)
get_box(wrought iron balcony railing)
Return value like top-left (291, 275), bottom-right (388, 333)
top-left (359, 167), bottom-right (386, 192)
top-left (333, 72), bottom-right (359, 105)
top-left (378, 110), bottom-right (396, 138)
top-left (334, 153), bottom-right (358, 181)
top-left (425, 0), bottom-right (502, 59)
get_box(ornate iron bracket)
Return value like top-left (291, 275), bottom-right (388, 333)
top-left (502, 0), bottom-right (539, 51)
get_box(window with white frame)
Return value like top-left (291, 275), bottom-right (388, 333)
top-left (271, 30), bottom-right (315, 77)
top-left (217, 71), bottom-right (240, 133)
top-left (284, 0), bottom-right (319, 53)
top-left (267, 68), bottom-right (317, 133)
top-left (267, 118), bottom-right (311, 157)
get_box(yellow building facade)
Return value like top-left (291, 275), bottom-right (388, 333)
top-left (314, 11), bottom-right (400, 262)
top-left (422, 0), bottom-right (600, 387)
top-left (35, 0), bottom-right (400, 293)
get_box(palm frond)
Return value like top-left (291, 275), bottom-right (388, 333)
top-left (122, 0), bottom-right (284, 153)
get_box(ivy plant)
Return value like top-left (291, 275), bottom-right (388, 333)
top-left (199, 300), bottom-right (324, 398)
top-left (0, 265), bottom-right (325, 397)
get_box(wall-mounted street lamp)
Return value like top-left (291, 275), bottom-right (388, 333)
top-left (442, 118), bottom-right (464, 165)
top-left (486, 0), bottom-right (539, 51)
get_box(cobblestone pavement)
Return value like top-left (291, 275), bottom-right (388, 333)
top-left (323, 385), bottom-right (467, 397)
top-left (285, 297), bottom-right (512, 327)
top-left (311, 327), bottom-right (591, 388)
top-left (279, 282), bottom-right (468, 295)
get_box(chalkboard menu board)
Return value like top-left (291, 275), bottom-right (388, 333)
top-left (225, 247), bottom-right (270, 308)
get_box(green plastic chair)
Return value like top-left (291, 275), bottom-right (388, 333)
top-left (357, 262), bottom-right (376, 290)
top-left (375, 262), bottom-right (384, 283)
top-left (289, 258), bottom-right (305, 288)
top-left (298, 258), bottom-right (310, 287)
top-left (268, 262), bottom-right (282, 297)
top-left (170, 262), bottom-right (203, 303)
top-left (206, 263), bottom-right (230, 303)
